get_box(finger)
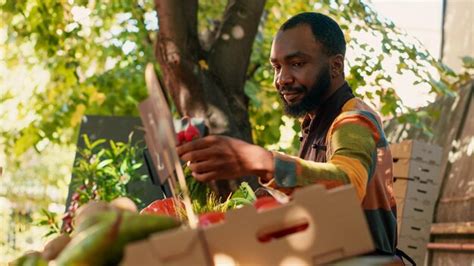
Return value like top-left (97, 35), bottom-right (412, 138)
top-left (188, 160), bottom-right (216, 174)
top-left (176, 135), bottom-right (219, 156)
top-left (194, 168), bottom-right (240, 182)
top-left (176, 138), bottom-right (206, 156)
top-left (192, 171), bottom-right (220, 182)
top-left (180, 148), bottom-right (216, 162)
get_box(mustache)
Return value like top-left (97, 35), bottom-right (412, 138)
top-left (279, 85), bottom-right (305, 94)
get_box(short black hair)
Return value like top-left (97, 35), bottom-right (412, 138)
top-left (280, 12), bottom-right (346, 57)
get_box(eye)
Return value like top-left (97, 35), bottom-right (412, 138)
top-left (271, 64), bottom-right (281, 72)
top-left (292, 62), bottom-right (304, 68)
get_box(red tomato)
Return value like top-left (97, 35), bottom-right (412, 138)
top-left (176, 131), bottom-right (186, 145)
top-left (198, 211), bottom-right (225, 227)
top-left (184, 124), bottom-right (200, 142)
top-left (253, 196), bottom-right (281, 211)
top-left (140, 198), bottom-right (182, 218)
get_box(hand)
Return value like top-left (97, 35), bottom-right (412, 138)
top-left (176, 135), bottom-right (274, 182)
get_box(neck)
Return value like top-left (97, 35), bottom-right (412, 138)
top-left (308, 77), bottom-right (346, 118)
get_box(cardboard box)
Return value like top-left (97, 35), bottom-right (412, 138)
top-left (121, 227), bottom-right (210, 266)
top-left (390, 140), bottom-right (442, 165)
top-left (122, 185), bottom-right (374, 265)
top-left (203, 185), bottom-right (374, 265)
top-left (392, 159), bottom-right (441, 184)
top-left (393, 177), bottom-right (442, 202)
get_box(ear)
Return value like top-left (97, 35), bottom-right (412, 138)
top-left (329, 54), bottom-right (344, 78)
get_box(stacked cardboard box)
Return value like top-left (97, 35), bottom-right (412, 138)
top-left (121, 184), bottom-right (375, 265)
top-left (391, 140), bottom-right (443, 265)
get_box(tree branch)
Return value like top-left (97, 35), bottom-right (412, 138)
top-left (154, 0), bottom-right (206, 117)
top-left (207, 0), bottom-right (266, 141)
top-left (208, 0), bottom-right (266, 91)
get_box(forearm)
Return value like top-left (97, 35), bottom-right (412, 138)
top-left (270, 152), bottom-right (350, 187)
top-left (246, 145), bottom-right (274, 181)
top-left (260, 118), bottom-right (377, 201)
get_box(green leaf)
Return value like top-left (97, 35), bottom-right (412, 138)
top-left (230, 182), bottom-right (256, 202)
top-left (461, 56), bottom-right (474, 69)
top-left (244, 81), bottom-right (262, 107)
top-left (428, 77), bottom-right (455, 97)
top-left (90, 138), bottom-right (107, 150)
top-left (119, 159), bottom-right (128, 174)
top-left (131, 163), bottom-right (142, 170)
top-left (109, 139), bottom-right (116, 151)
top-left (97, 159), bottom-right (113, 169)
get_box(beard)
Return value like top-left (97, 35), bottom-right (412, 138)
top-left (279, 64), bottom-right (331, 117)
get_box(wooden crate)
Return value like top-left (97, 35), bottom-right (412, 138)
top-left (398, 236), bottom-right (428, 265)
top-left (391, 140), bottom-right (442, 165)
top-left (392, 159), bottom-right (441, 184)
top-left (396, 197), bottom-right (436, 221)
top-left (397, 217), bottom-right (431, 241)
top-left (393, 177), bottom-right (442, 203)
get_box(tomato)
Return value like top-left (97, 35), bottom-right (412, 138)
top-left (184, 124), bottom-right (200, 142)
top-left (176, 124), bottom-right (200, 144)
top-left (198, 211), bottom-right (225, 227)
top-left (176, 131), bottom-right (186, 145)
top-left (140, 198), bottom-right (182, 218)
top-left (253, 196), bottom-right (281, 211)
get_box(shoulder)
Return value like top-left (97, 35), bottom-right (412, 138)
top-left (330, 98), bottom-right (388, 147)
top-left (341, 98), bottom-right (382, 120)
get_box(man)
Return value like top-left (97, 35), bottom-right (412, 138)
top-left (177, 12), bottom-right (397, 256)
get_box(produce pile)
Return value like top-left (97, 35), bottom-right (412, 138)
top-left (12, 198), bottom-right (180, 265)
top-left (12, 182), bottom-right (281, 265)
top-left (12, 121), bottom-right (284, 265)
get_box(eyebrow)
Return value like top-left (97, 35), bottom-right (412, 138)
top-left (270, 51), bottom-right (310, 63)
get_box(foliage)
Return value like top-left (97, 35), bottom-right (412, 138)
top-left (224, 182), bottom-right (257, 209)
top-left (1, 0), bottom-right (155, 156)
top-left (461, 56), bottom-right (474, 69)
top-left (58, 133), bottom-right (147, 233)
top-left (180, 181), bottom-right (257, 216)
top-left (185, 166), bottom-right (256, 214)
top-left (460, 56), bottom-right (474, 80)
top-left (35, 209), bottom-right (61, 237)
top-left (71, 134), bottom-right (147, 205)
top-left (0, 0), bottom-right (463, 158)
top-left (185, 165), bottom-right (211, 209)
top-left (0, 144), bottom-right (73, 261)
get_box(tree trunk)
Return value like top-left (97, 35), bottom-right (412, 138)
top-left (154, 0), bottom-right (266, 197)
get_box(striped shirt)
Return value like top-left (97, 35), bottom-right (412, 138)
top-left (261, 83), bottom-right (397, 254)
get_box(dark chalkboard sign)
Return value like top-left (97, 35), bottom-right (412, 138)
top-left (64, 115), bottom-right (165, 213)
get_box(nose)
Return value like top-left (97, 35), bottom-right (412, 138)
top-left (276, 67), bottom-right (294, 87)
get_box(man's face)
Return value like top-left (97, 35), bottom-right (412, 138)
top-left (270, 24), bottom-right (331, 117)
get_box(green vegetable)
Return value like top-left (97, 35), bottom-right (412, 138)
top-left (107, 213), bottom-right (182, 264)
top-left (57, 212), bottom-right (181, 265)
top-left (227, 182), bottom-right (256, 208)
top-left (11, 252), bottom-right (47, 266)
top-left (71, 210), bottom-right (117, 236)
top-left (178, 181), bottom-right (257, 217)
top-left (185, 165), bottom-right (211, 207)
top-left (56, 213), bottom-right (122, 265)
